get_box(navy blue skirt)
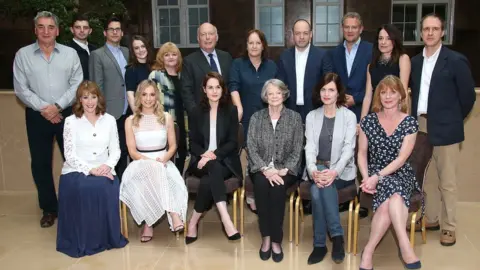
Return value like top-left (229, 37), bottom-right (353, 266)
top-left (56, 172), bottom-right (128, 258)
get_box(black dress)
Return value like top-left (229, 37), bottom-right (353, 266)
top-left (360, 113), bottom-right (420, 212)
top-left (369, 61), bottom-right (400, 91)
top-left (125, 63), bottom-right (150, 115)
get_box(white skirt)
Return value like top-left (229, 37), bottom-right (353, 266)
top-left (119, 159), bottom-right (188, 228)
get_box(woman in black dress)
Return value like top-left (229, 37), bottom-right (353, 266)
top-left (125, 35), bottom-right (154, 115)
top-left (361, 24), bottom-right (410, 120)
top-left (358, 75), bottom-right (421, 270)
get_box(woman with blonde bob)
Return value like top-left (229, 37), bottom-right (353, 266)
top-left (57, 81), bottom-right (128, 257)
top-left (148, 42), bottom-right (187, 173)
top-left (358, 75), bottom-right (421, 270)
top-left (120, 80), bottom-right (188, 243)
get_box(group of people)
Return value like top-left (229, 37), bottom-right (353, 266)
top-left (13, 8), bottom-right (475, 270)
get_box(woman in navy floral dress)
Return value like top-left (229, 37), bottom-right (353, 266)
top-left (358, 75), bottom-right (421, 270)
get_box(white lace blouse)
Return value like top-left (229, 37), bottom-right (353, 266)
top-left (61, 113), bottom-right (120, 176)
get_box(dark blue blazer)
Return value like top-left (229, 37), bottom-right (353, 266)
top-left (277, 45), bottom-right (329, 122)
top-left (410, 46), bottom-right (476, 146)
top-left (327, 40), bottom-right (373, 122)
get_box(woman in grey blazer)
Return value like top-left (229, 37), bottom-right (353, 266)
top-left (305, 73), bottom-right (357, 265)
top-left (247, 79), bottom-right (303, 263)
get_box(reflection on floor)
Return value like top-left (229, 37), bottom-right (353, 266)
top-left (0, 193), bottom-right (479, 269)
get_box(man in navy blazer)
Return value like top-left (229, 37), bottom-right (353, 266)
top-left (326, 12), bottom-right (373, 122)
top-left (277, 19), bottom-right (329, 122)
top-left (410, 14), bottom-right (476, 246)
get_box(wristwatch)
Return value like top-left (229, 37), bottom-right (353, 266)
top-left (375, 172), bottom-right (384, 182)
top-left (54, 103), bottom-right (63, 112)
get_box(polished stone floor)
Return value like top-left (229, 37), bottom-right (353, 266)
top-left (0, 193), bottom-right (479, 269)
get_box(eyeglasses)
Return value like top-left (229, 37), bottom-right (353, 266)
top-left (106, 28), bottom-right (122, 33)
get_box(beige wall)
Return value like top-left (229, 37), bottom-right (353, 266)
top-left (1, 90), bottom-right (479, 202)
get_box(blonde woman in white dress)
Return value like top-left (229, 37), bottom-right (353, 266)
top-left (120, 79), bottom-right (188, 243)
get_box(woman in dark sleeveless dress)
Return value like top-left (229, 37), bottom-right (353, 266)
top-left (361, 24), bottom-right (411, 120)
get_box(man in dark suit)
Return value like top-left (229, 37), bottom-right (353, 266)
top-left (327, 12), bottom-right (373, 122)
top-left (89, 16), bottom-right (129, 180)
top-left (327, 12), bottom-right (373, 218)
top-left (67, 14), bottom-right (96, 80)
top-left (277, 19), bottom-right (329, 122)
top-left (181, 22), bottom-right (233, 115)
top-left (410, 14), bottom-right (475, 246)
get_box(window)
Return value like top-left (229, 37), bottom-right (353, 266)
top-left (391, 0), bottom-right (454, 45)
top-left (255, 0), bottom-right (285, 46)
top-left (152, 0), bottom-right (209, 48)
top-left (313, 0), bottom-right (343, 46)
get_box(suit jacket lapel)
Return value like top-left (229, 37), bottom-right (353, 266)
top-left (103, 46), bottom-right (123, 77)
top-left (429, 47), bottom-right (448, 94)
top-left (202, 111), bottom-right (210, 148)
top-left (217, 52), bottom-right (228, 76)
top-left (349, 41), bottom-right (364, 78)
top-left (337, 46), bottom-right (348, 80)
top-left (195, 50), bottom-right (213, 75)
top-left (216, 107), bottom-right (225, 145)
top-left (289, 48), bottom-right (298, 100)
top-left (304, 47), bottom-right (316, 92)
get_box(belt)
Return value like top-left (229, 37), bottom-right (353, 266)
top-left (137, 146), bottom-right (167, 153)
top-left (316, 160), bottom-right (330, 167)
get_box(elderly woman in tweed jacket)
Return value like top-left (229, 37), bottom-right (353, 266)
top-left (247, 79), bottom-right (303, 263)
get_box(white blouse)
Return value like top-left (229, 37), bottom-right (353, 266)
top-left (61, 113), bottom-right (120, 176)
top-left (207, 118), bottom-right (217, 151)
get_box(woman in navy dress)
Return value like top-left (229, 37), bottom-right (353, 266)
top-left (56, 81), bottom-right (128, 257)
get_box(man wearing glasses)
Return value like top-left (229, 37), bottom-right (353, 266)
top-left (89, 16), bottom-right (129, 181)
top-left (67, 14), bottom-right (96, 80)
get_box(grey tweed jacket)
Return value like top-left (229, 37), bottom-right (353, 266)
top-left (246, 107), bottom-right (304, 175)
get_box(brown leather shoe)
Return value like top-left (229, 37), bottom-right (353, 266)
top-left (440, 230), bottom-right (456, 246)
top-left (406, 220), bottom-right (440, 232)
top-left (40, 213), bottom-right (57, 228)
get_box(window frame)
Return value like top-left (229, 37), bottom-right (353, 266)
top-left (391, 0), bottom-right (455, 46)
top-left (254, 0), bottom-right (285, 47)
top-left (151, 0), bottom-right (210, 48)
top-left (312, 0), bottom-right (344, 47)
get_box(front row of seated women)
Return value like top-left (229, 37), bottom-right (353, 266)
top-left (56, 72), bottom-right (422, 269)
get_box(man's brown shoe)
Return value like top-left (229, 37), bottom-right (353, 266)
top-left (440, 230), bottom-right (456, 246)
top-left (406, 220), bottom-right (440, 232)
top-left (40, 213), bottom-right (57, 228)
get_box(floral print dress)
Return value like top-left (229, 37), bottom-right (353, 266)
top-left (360, 113), bottom-right (421, 212)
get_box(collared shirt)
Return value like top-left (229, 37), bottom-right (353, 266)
top-left (417, 45), bottom-right (442, 115)
top-left (73, 38), bottom-right (90, 55)
top-left (62, 113), bottom-right (120, 176)
top-left (13, 42), bottom-right (83, 111)
top-left (295, 43), bottom-right (311, 105)
top-left (106, 43), bottom-right (128, 114)
top-left (201, 49), bottom-right (222, 74)
top-left (343, 38), bottom-right (361, 76)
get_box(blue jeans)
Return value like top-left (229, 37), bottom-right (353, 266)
top-left (311, 173), bottom-right (354, 247)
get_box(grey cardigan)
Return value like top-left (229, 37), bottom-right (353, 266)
top-left (247, 107), bottom-right (304, 175)
top-left (304, 106), bottom-right (357, 181)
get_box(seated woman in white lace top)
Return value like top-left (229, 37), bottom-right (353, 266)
top-left (56, 81), bottom-right (128, 258)
top-left (120, 79), bottom-right (188, 243)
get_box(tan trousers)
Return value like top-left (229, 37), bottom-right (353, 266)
top-left (418, 115), bottom-right (459, 231)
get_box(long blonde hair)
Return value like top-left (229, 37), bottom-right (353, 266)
top-left (371, 75), bottom-right (408, 113)
top-left (132, 80), bottom-right (166, 126)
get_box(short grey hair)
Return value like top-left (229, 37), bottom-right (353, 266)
top-left (261, 79), bottom-right (290, 103)
top-left (34, 11), bottom-right (59, 27)
top-left (342, 12), bottom-right (363, 26)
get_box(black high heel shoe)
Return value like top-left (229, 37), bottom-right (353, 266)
top-left (185, 223), bottom-right (199, 245)
top-left (222, 224), bottom-right (241, 241)
top-left (359, 251), bottom-right (374, 270)
top-left (398, 250), bottom-right (421, 269)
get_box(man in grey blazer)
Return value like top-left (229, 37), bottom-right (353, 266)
top-left (89, 16), bottom-right (129, 180)
top-left (181, 22), bottom-right (233, 115)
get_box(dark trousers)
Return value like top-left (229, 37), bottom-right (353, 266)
top-left (174, 119), bottom-right (187, 174)
top-left (115, 115), bottom-right (128, 181)
top-left (190, 159), bottom-right (233, 213)
top-left (25, 107), bottom-right (72, 214)
top-left (252, 172), bottom-right (296, 244)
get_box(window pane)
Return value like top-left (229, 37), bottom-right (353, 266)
top-left (158, 0), bottom-right (168, 5)
top-left (199, 8), bottom-right (208, 23)
top-left (189, 8), bottom-right (199, 25)
top-left (198, 0), bottom-right (208, 4)
top-left (159, 9), bottom-right (170, 26)
top-left (171, 26), bottom-right (181, 44)
top-left (328, 0), bottom-right (339, 2)
top-left (262, 25), bottom-right (271, 43)
top-left (170, 8), bottom-right (180, 26)
top-left (271, 7), bottom-right (283, 25)
top-left (189, 26), bottom-right (198, 44)
top-left (168, 0), bottom-right (178, 5)
top-left (315, 24), bottom-right (327, 43)
top-left (315, 0), bottom-right (327, 2)
top-left (258, 0), bottom-right (271, 4)
top-left (422, 4), bottom-right (434, 16)
top-left (271, 24), bottom-right (283, 44)
top-left (392, 5), bottom-right (404, 23)
top-left (316, 6), bottom-right (327, 24)
top-left (393, 23), bottom-right (404, 39)
top-left (188, 0), bottom-right (197, 5)
top-left (271, 0), bottom-right (283, 4)
top-left (435, 4), bottom-right (447, 20)
top-left (405, 5), bottom-right (417, 23)
top-left (327, 5), bottom-right (339, 24)
top-left (159, 27), bottom-right (171, 44)
top-left (404, 23), bottom-right (416, 41)
top-left (327, 24), bottom-right (340, 43)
